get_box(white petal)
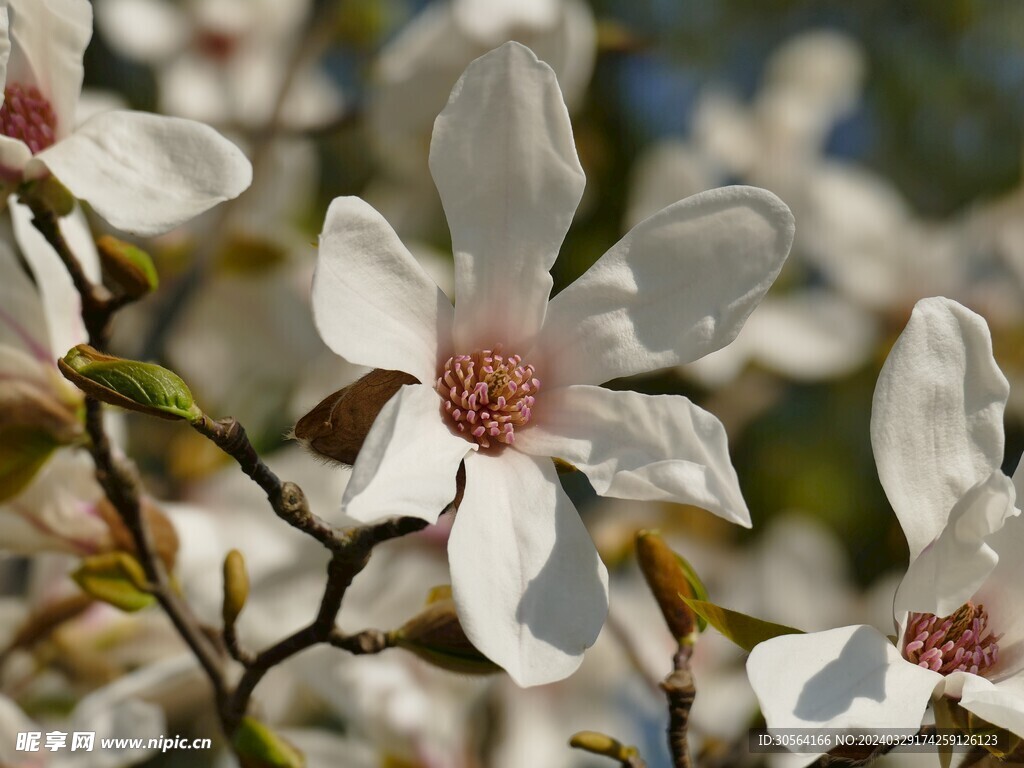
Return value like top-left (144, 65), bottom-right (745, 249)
top-left (540, 186), bottom-right (794, 387)
top-left (429, 41), bottom-right (584, 353)
top-left (449, 449), bottom-right (608, 686)
top-left (747, 625), bottom-right (941, 731)
top-left (0, 135), bottom-right (31, 175)
top-left (9, 199), bottom-right (92, 357)
top-left (515, 385), bottom-right (750, 526)
top-left (871, 297), bottom-right (1009, 559)
top-left (7, 0), bottom-right (92, 140)
top-left (975, 511), bottom-right (1024, 680)
top-left (312, 196), bottom-right (453, 382)
top-left (894, 471), bottom-right (1018, 618)
top-left (31, 111), bottom-right (252, 235)
top-left (342, 384), bottom-right (474, 524)
top-left (93, 0), bottom-right (188, 63)
top-left (958, 673), bottom-right (1024, 739)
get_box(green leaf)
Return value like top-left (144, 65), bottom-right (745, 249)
top-left (674, 551), bottom-right (709, 631)
top-left (59, 345), bottom-right (201, 422)
top-left (681, 598), bottom-right (803, 652)
top-left (233, 717), bottom-right (305, 768)
top-left (72, 553), bottom-right (155, 612)
top-left (0, 426), bottom-right (58, 502)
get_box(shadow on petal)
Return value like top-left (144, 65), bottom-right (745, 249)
top-left (514, 494), bottom-right (608, 657)
top-left (795, 626), bottom-right (889, 720)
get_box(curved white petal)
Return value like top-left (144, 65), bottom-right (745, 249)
top-left (958, 673), bottom-right (1024, 739)
top-left (0, 135), bottom-right (31, 175)
top-left (540, 186), bottom-right (794, 387)
top-left (976, 511), bottom-right (1024, 681)
top-left (515, 385), bottom-right (750, 526)
top-left (747, 625), bottom-right (941, 731)
top-left (93, 0), bottom-right (188, 63)
top-left (313, 196), bottom-right (454, 382)
top-left (7, 0), bottom-right (92, 140)
top-left (9, 199), bottom-right (90, 357)
top-left (342, 383), bottom-right (474, 524)
top-left (871, 297), bottom-right (1009, 559)
top-left (31, 111), bottom-right (252, 235)
top-left (450, 449), bottom-right (608, 686)
top-left (894, 471), bottom-right (1018, 618)
top-left (430, 41), bottom-right (585, 353)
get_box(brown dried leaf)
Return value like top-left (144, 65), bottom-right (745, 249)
top-left (292, 369), bottom-right (417, 466)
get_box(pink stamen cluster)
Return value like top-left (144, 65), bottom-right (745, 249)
top-left (902, 603), bottom-right (1000, 676)
top-left (0, 84), bottom-right (56, 153)
top-left (436, 348), bottom-right (539, 448)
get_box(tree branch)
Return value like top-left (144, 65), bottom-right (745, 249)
top-left (662, 644), bottom-right (696, 768)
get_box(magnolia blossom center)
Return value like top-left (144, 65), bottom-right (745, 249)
top-left (0, 84), bottom-right (57, 154)
top-left (436, 348), bottom-right (539, 448)
top-left (902, 602), bottom-right (1000, 676)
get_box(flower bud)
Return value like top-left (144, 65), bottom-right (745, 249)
top-left (97, 235), bottom-right (159, 298)
top-left (392, 588), bottom-right (500, 675)
top-left (569, 731), bottom-right (642, 762)
top-left (232, 717), bottom-right (305, 768)
top-left (292, 369), bottom-right (417, 466)
top-left (71, 552), bottom-right (155, 612)
top-left (635, 530), bottom-right (705, 642)
top-left (59, 345), bottom-right (202, 422)
top-left (222, 549), bottom-right (249, 627)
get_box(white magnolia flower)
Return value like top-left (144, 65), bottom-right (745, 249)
top-left (312, 42), bottom-right (794, 686)
top-left (94, 0), bottom-right (341, 130)
top-left (0, 0), bottom-right (251, 235)
top-left (747, 297), bottom-right (1024, 754)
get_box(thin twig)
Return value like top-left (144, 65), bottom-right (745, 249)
top-left (605, 608), bottom-right (663, 697)
top-left (30, 205), bottom-right (232, 727)
top-left (662, 644), bottom-right (696, 768)
top-left (191, 415), bottom-right (340, 547)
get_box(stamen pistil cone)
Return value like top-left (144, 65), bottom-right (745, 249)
top-left (0, 84), bottom-right (57, 153)
top-left (902, 602), bottom-right (1000, 676)
top-left (436, 347), bottom-right (539, 448)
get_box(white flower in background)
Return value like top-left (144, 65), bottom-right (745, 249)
top-left (625, 31), bottom-right (879, 388)
top-left (365, 0), bottom-right (595, 237)
top-left (747, 298), bottom-right (1024, 755)
top-left (0, 656), bottom-right (201, 768)
top-left (313, 42), bottom-right (794, 685)
top-left (0, 202), bottom-right (117, 553)
top-left (95, 0), bottom-right (341, 130)
top-left (0, 0), bottom-right (251, 236)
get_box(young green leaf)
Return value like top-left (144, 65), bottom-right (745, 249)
top-left (681, 597), bottom-right (802, 652)
top-left (59, 345), bottom-right (202, 421)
